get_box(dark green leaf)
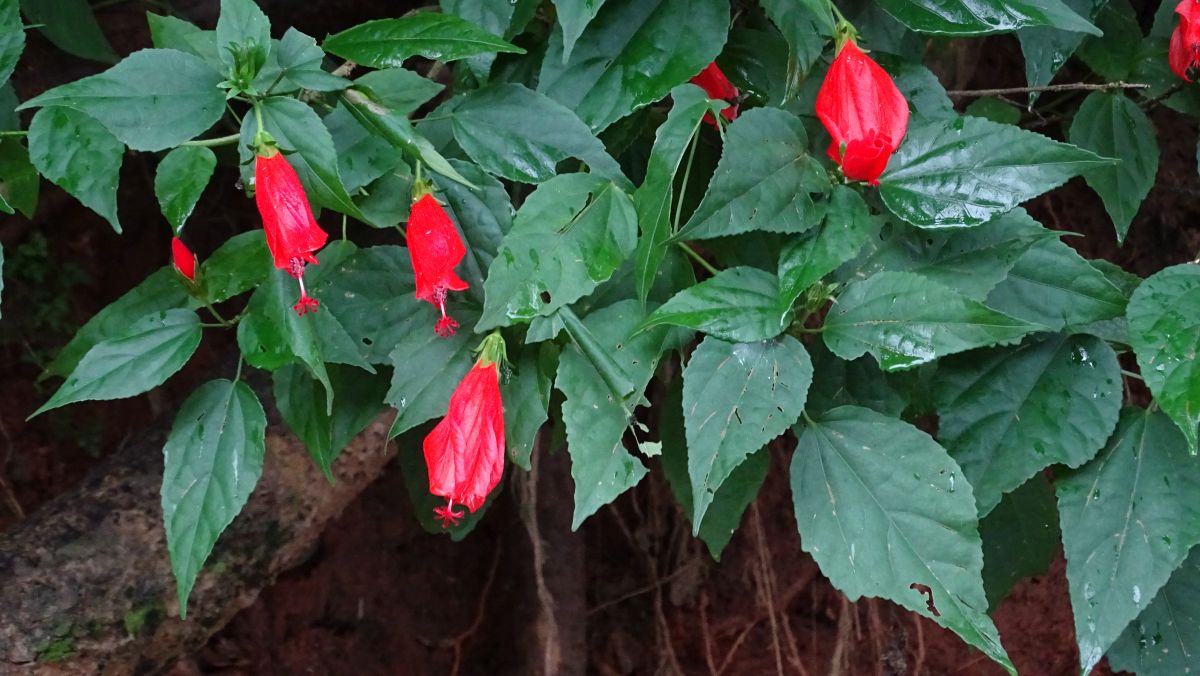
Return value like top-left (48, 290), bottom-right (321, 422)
top-left (323, 13), bottom-right (524, 68)
top-left (384, 307), bottom-right (480, 437)
top-left (806, 341), bottom-right (909, 417)
top-left (824, 271), bottom-right (1040, 371)
top-left (275, 28), bottom-right (350, 92)
top-left (275, 363), bottom-right (388, 480)
top-left (879, 115), bottom-right (1113, 228)
top-left (980, 475), bottom-right (1059, 610)
top-left (778, 185), bottom-right (877, 305)
top-left (759, 0), bottom-right (833, 75)
top-left (720, 27), bottom-right (791, 106)
top-left (673, 107), bottom-right (829, 241)
top-left (437, 160), bottom-right (512, 304)
top-left (450, 83), bottom-right (629, 188)
top-left (1109, 547), bottom-right (1200, 676)
top-left (20, 0), bottom-right (117, 63)
top-left (216, 0), bottom-right (270, 76)
top-left (1076, 0), bottom-right (1142, 81)
top-left (0, 0), bottom-right (24, 86)
top-left (325, 103), bottom-right (402, 194)
top-left (882, 56), bottom-right (956, 120)
top-left (33, 309), bottom-right (201, 416)
top-left (0, 137), bottom-right (39, 219)
top-left (1127, 264), bottom-right (1200, 454)
top-left (155, 146), bottom-right (216, 233)
top-left (147, 14), bottom-right (220, 68)
top-left (27, 107), bottom-right (123, 232)
top-left (354, 67), bottom-right (443, 115)
top-left (963, 96), bottom-right (1021, 124)
top-left (1016, 0), bottom-right (1103, 98)
top-left (684, 334), bottom-right (811, 526)
top-left (933, 334), bottom-right (1121, 516)
top-left (1069, 92), bottom-right (1159, 244)
top-left (161, 379), bottom-right (266, 616)
top-left (552, 0), bottom-right (608, 62)
top-left (199, 230), bottom-right (270, 304)
top-left (792, 405), bottom-right (1012, 672)
top-left (537, 0), bottom-right (729, 131)
top-left (1057, 409), bottom-right (1200, 674)
top-left (440, 0), bottom-right (535, 80)
top-left (0, 242), bottom-right (4, 318)
top-left (641, 267), bottom-right (790, 343)
top-left (877, 0), bottom-right (1099, 36)
top-left (478, 173), bottom-right (637, 330)
top-left (19, 49), bottom-right (224, 152)
top-left (503, 344), bottom-right (553, 470)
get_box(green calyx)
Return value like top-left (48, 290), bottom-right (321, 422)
top-left (474, 331), bottom-right (508, 369)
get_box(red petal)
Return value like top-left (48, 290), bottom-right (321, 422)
top-left (815, 41), bottom-right (909, 179)
top-left (421, 362), bottom-right (505, 513)
top-left (171, 237), bottom-right (196, 281)
top-left (255, 153), bottom-right (328, 270)
top-left (690, 62), bottom-right (739, 102)
top-left (407, 194), bottom-right (470, 304)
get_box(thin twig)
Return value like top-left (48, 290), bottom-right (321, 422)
top-left (517, 443), bottom-right (561, 676)
top-left (700, 590), bottom-right (719, 676)
top-left (912, 613), bottom-right (926, 676)
top-left (446, 542), bottom-right (503, 676)
top-left (946, 81), bottom-right (1148, 98)
top-left (0, 419), bottom-right (23, 519)
top-left (717, 619), bottom-right (762, 676)
top-left (586, 562), bottom-right (693, 615)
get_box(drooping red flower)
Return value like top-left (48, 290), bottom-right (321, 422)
top-left (423, 358), bottom-right (505, 528)
top-left (1171, 0), bottom-right (1200, 81)
top-left (407, 193), bottom-right (469, 337)
top-left (254, 151), bottom-right (328, 316)
top-left (171, 237), bottom-right (196, 282)
top-left (690, 61), bottom-right (739, 126)
top-left (815, 40), bottom-right (910, 186)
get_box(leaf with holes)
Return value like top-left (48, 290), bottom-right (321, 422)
top-left (640, 267), bottom-right (790, 343)
top-left (1109, 547), bottom-right (1200, 676)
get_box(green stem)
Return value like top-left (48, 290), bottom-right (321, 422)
top-left (253, 103), bottom-right (265, 136)
top-left (204, 302), bottom-right (230, 325)
top-left (234, 355), bottom-right (245, 382)
top-left (1121, 369), bottom-right (1144, 382)
top-left (671, 128), bottom-right (702, 234)
top-left (0, 130), bottom-right (27, 137)
top-left (678, 242), bottom-right (719, 276)
top-left (182, 133), bottom-right (240, 148)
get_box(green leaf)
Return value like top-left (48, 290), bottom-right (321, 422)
top-left (778, 185), bottom-right (877, 305)
top-left (683, 334), bottom-right (811, 527)
top-left (199, 230), bottom-right (271, 304)
top-left (963, 96), bottom-right (1021, 125)
top-left (1056, 409), bottom-right (1200, 674)
top-left (18, 49), bottom-right (224, 152)
top-left (147, 14), bottom-right (220, 68)
top-left (274, 363), bottom-right (388, 480)
top-left (323, 13), bottom-right (525, 68)
top-left (1109, 546), bottom-right (1200, 676)
top-left (161, 379), bottom-right (266, 616)
top-left (1016, 0), bottom-right (1103, 99)
top-left (155, 146), bottom-right (216, 233)
top-left (979, 474), bottom-right (1059, 610)
top-left (0, 137), bottom-right (40, 219)
top-left (846, 208), bottom-right (1050, 301)
top-left (43, 267), bottom-right (194, 379)
top-left (720, 26), bottom-right (791, 107)
top-left (33, 309), bottom-right (202, 417)
top-left (883, 56), bottom-right (956, 120)
top-left (216, 0), bottom-right (270, 76)
top-left (806, 340), bottom-right (909, 417)
top-left (274, 28), bottom-right (350, 92)
top-left (932, 334), bottom-right (1121, 516)
top-left (503, 344), bottom-right (553, 470)
top-left (823, 271), bottom-right (1040, 371)
top-left (1076, 0), bottom-right (1142, 81)
top-left (673, 107), bottom-right (829, 242)
top-left (878, 115), bottom-right (1113, 228)
top-left (792, 405), bottom-right (1013, 672)
top-left (325, 104), bottom-right (401, 194)
top-left (759, 0), bottom-right (834, 75)
top-left (440, 0), bottom-right (535, 80)
top-left (477, 173), bottom-right (637, 330)
top-left (396, 422), bottom-right (497, 540)
top-left (384, 307), bottom-right (480, 438)
top-left (1068, 92), bottom-right (1159, 244)
top-left (633, 83), bottom-right (709, 305)
top-left (556, 300), bottom-right (679, 528)
top-left (0, 242), bottom-right (4, 318)
top-left (877, 0), bottom-right (1099, 36)
top-left (641, 267), bottom-right (790, 343)
top-left (20, 0), bottom-right (117, 63)
top-left (537, 0), bottom-right (729, 131)
top-left (450, 83), bottom-right (629, 188)
top-left (1127, 264), bottom-right (1200, 454)
top-left (0, 0), bottom-right (24, 86)
top-left (238, 96), bottom-right (365, 222)
top-left (552, 0), bottom-right (608, 62)
top-left (354, 67), bottom-right (443, 116)
top-left (437, 160), bottom-right (512, 304)
top-left (984, 237), bottom-right (1128, 331)
top-left (27, 107), bottom-right (123, 233)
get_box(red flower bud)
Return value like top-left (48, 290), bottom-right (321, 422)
top-left (1171, 0), bottom-right (1200, 81)
top-left (815, 40), bottom-right (909, 186)
top-left (690, 61), bottom-right (739, 127)
top-left (171, 237), bottom-right (196, 282)
top-left (254, 151), bottom-right (328, 316)
top-left (407, 193), bottom-right (469, 337)
top-left (423, 360), bottom-right (505, 527)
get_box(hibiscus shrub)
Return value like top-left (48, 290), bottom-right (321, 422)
top-left (3, 0), bottom-right (1199, 672)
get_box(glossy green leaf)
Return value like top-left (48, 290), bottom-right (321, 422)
top-left (632, 83), bottom-right (708, 305)
top-left (275, 363), bottom-right (388, 480)
top-left (437, 160), bottom-right (511, 304)
top-left (450, 83), bottom-right (628, 188)
top-left (538, 0), bottom-right (729, 131)
top-left (673, 107), bottom-right (829, 241)
top-left (33, 309), bottom-right (201, 417)
top-left (161, 379), bottom-right (266, 616)
top-left (1109, 547), bottom-right (1200, 676)
top-left (384, 307), bottom-right (480, 438)
top-left (1069, 92), bottom-right (1159, 244)
top-left (440, 0), bottom-right (536, 80)
top-left (553, 0), bottom-right (608, 62)
top-left (1127, 265), bottom-right (1200, 454)
top-left (0, 0), bottom-right (24, 86)
top-left (27, 107), bottom-right (123, 233)
top-left (792, 405), bottom-right (1013, 672)
top-left (0, 137), bottom-right (40, 219)
top-left (824, 271), bottom-right (1040, 371)
top-left (778, 185), bottom-right (877, 305)
top-left (155, 146), bottom-right (216, 234)
top-left (979, 474), bottom-right (1059, 610)
top-left (216, 0), bottom-right (270, 76)
top-left (759, 0), bottom-right (833, 74)
top-left (503, 344), bottom-right (553, 471)
top-left (985, 237), bottom-right (1128, 331)
top-left (883, 57), bottom-right (956, 120)
top-left (878, 115), bottom-right (1113, 228)
top-left (684, 334), bottom-right (811, 527)
top-left (963, 96), bottom-right (1021, 125)
top-left (1057, 409), bottom-right (1200, 674)
top-left (933, 334), bottom-right (1121, 516)
top-left (877, 0), bottom-right (1099, 36)
top-left (641, 267), bottom-right (790, 343)
top-left (198, 230), bottom-right (270, 304)
top-left (1076, 0), bottom-right (1142, 81)
top-left (354, 67), bottom-right (443, 116)
top-left (274, 28), bottom-right (350, 92)
top-left (556, 300), bottom-right (679, 529)
top-left (20, 0), bottom-right (117, 63)
top-left (1016, 0), bottom-right (1103, 99)
top-left (323, 13), bottom-right (524, 68)
top-left (720, 26), bottom-right (790, 106)
top-left (478, 173), bottom-right (637, 330)
top-left (19, 49), bottom-right (224, 151)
